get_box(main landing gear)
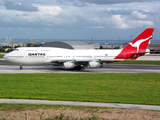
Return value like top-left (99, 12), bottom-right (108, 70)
top-left (75, 65), bottom-right (85, 70)
top-left (19, 65), bottom-right (23, 70)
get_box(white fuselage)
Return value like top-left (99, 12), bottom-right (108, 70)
top-left (4, 47), bottom-right (122, 65)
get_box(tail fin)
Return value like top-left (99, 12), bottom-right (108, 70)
top-left (115, 28), bottom-right (154, 59)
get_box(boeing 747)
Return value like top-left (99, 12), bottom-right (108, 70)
top-left (4, 28), bottom-right (154, 70)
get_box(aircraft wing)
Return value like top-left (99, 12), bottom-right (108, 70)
top-left (50, 58), bottom-right (126, 63)
top-left (74, 59), bottom-right (126, 63)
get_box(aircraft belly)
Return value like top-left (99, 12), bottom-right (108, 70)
top-left (17, 56), bottom-right (48, 65)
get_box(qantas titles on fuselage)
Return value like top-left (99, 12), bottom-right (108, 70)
top-left (4, 28), bottom-right (154, 70)
top-left (28, 53), bottom-right (46, 56)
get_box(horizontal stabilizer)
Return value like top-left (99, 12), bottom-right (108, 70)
top-left (131, 52), bottom-right (149, 55)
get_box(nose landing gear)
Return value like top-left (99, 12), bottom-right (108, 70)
top-left (19, 65), bottom-right (23, 70)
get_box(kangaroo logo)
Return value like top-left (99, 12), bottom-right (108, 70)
top-left (129, 36), bottom-right (152, 53)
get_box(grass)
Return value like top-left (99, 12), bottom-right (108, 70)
top-left (146, 54), bottom-right (160, 56)
top-left (0, 54), bottom-right (3, 58)
top-left (0, 73), bottom-right (160, 105)
top-left (113, 60), bottom-right (160, 65)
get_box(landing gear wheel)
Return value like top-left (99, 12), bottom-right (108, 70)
top-left (19, 65), bottom-right (23, 70)
top-left (75, 65), bottom-right (85, 70)
top-left (81, 66), bottom-right (85, 69)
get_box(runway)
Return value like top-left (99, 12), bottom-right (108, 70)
top-left (0, 59), bottom-right (160, 73)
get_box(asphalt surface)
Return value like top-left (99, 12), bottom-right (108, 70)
top-left (0, 99), bottom-right (160, 111)
top-left (0, 59), bottom-right (160, 73)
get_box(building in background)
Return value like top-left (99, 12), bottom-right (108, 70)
top-left (18, 43), bottom-right (27, 47)
top-left (148, 43), bottom-right (160, 54)
top-left (42, 41), bottom-right (96, 49)
top-left (10, 43), bottom-right (18, 48)
top-left (30, 39), bottom-right (34, 44)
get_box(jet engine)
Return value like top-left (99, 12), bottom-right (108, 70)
top-left (89, 61), bottom-right (102, 68)
top-left (63, 62), bottom-right (75, 69)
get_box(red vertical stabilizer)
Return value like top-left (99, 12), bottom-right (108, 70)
top-left (114, 28), bottom-right (154, 59)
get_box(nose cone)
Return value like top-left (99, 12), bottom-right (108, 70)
top-left (3, 51), bottom-right (23, 64)
top-left (3, 53), bottom-right (12, 61)
top-left (3, 54), bottom-right (7, 59)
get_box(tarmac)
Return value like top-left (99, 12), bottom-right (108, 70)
top-left (0, 62), bottom-right (160, 73)
top-left (0, 56), bottom-right (160, 73)
top-left (137, 55), bottom-right (160, 61)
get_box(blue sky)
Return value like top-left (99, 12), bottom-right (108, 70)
top-left (0, 0), bottom-right (160, 41)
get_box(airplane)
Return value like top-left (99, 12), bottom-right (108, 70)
top-left (3, 28), bottom-right (154, 70)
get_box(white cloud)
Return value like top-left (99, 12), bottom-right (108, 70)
top-left (0, 0), bottom-right (160, 39)
top-left (131, 11), bottom-right (147, 19)
top-left (134, 20), bottom-right (154, 27)
top-left (38, 6), bottom-right (62, 16)
top-left (79, 0), bottom-right (160, 5)
top-left (1, 17), bottom-right (13, 23)
top-left (111, 15), bottom-right (123, 26)
top-left (0, 0), bottom-right (159, 29)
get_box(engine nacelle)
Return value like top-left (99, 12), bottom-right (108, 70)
top-left (63, 62), bottom-right (75, 69)
top-left (89, 61), bottom-right (102, 68)
top-left (145, 49), bottom-right (150, 55)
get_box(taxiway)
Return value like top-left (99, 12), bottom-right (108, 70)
top-left (0, 59), bottom-right (160, 73)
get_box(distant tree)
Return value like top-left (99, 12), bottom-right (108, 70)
top-left (114, 46), bottom-right (120, 49)
top-left (14, 45), bottom-right (20, 48)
